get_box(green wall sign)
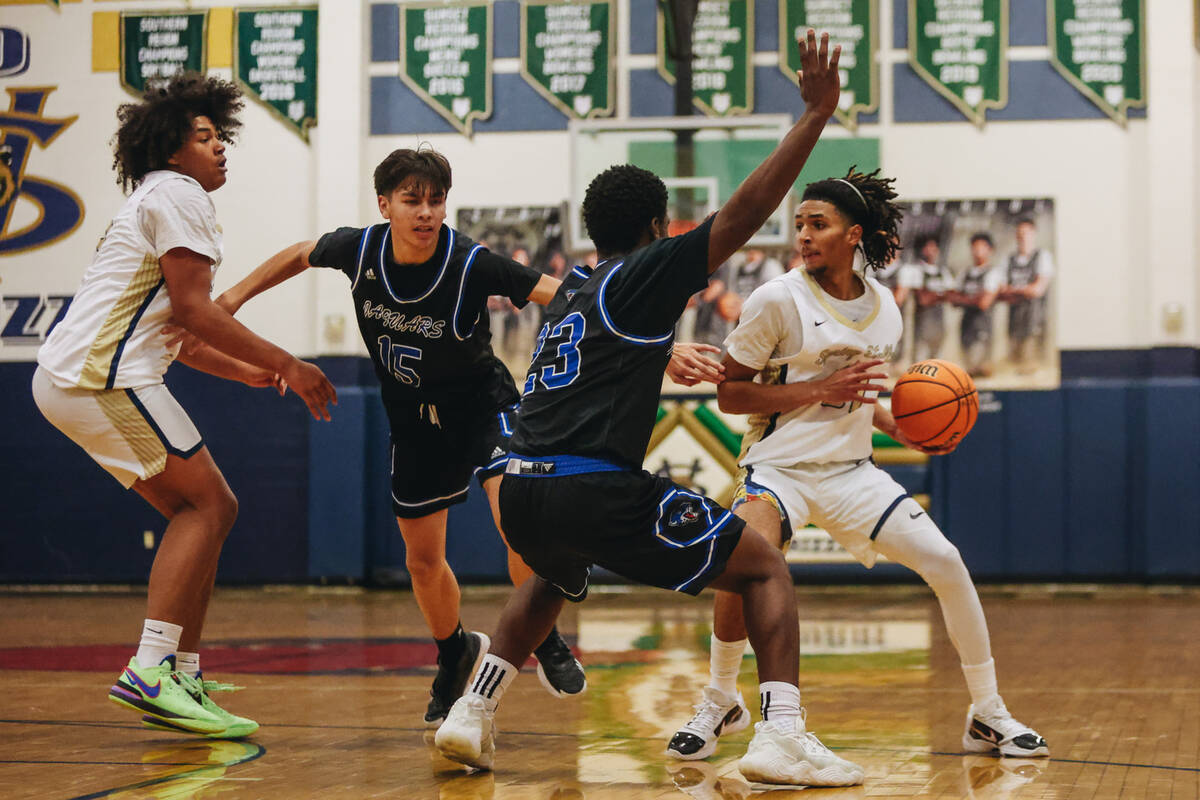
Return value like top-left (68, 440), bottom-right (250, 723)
top-left (120, 11), bottom-right (207, 95)
top-left (521, 1), bottom-right (614, 119)
top-left (1048, 0), bottom-right (1145, 125)
top-left (657, 0), bottom-right (753, 116)
top-left (400, 1), bottom-right (492, 136)
top-left (780, 0), bottom-right (877, 132)
top-left (235, 8), bottom-right (318, 142)
top-left (908, 0), bottom-right (1007, 126)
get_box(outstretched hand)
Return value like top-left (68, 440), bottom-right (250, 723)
top-left (667, 342), bottom-right (725, 387)
top-left (815, 359), bottom-right (888, 405)
top-left (796, 28), bottom-right (842, 119)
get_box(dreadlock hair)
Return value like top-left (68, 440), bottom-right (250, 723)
top-left (581, 164), bottom-right (668, 255)
top-left (112, 72), bottom-right (243, 192)
top-left (374, 146), bottom-right (452, 198)
top-left (801, 166), bottom-right (902, 270)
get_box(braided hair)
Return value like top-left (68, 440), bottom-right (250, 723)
top-left (801, 167), bottom-right (902, 270)
top-left (112, 72), bottom-right (243, 192)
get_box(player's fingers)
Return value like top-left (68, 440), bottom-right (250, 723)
top-left (691, 342), bottom-right (721, 354)
top-left (818, 31), bottom-right (829, 64)
top-left (829, 43), bottom-right (842, 72)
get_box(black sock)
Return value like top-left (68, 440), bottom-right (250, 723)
top-left (534, 626), bottom-right (563, 657)
top-left (435, 623), bottom-right (467, 667)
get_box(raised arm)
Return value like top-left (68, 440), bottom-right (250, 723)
top-left (161, 246), bottom-right (336, 420)
top-left (707, 30), bottom-right (841, 273)
top-left (717, 354), bottom-right (887, 415)
top-left (217, 240), bottom-right (317, 314)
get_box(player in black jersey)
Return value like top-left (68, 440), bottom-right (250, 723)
top-left (216, 148), bottom-right (721, 727)
top-left (436, 31), bottom-right (864, 786)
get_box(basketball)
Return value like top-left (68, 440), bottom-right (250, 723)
top-left (890, 359), bottom-right (979, 449)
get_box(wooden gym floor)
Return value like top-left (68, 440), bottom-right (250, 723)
top-left (1, 584), bottom-right (1198, 799)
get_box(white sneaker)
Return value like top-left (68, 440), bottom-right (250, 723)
top-left (962, 697), bottom-right (1049, 757)
top-left (666, 686), bottom-right (751, 760)
top-left (737, 712), bottom-right (864, 786)
top-left (434, 695), bottom-right (496, 770)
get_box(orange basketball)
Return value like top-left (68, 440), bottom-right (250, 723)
top-left (890, 359), bottom-right (978, 448)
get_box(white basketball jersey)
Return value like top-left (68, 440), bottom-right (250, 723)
top-left (38, 171), bottom-right (222, 390)
top-left (739, 270), bottom-right (902, 466)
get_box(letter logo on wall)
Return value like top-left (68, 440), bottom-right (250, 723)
top-left (1, 28), bottom-right (31, 78)
top-left (0, 88), bottom-right (84, 255)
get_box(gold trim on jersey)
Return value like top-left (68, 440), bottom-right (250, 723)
top-left (95, 389), bottom-right (167, 479)
top-left (78, 254), bottom-right (163, 390)
top-left (802, 270), bottom-right (880, 332)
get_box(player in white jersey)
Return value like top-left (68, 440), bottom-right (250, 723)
top-left (667, 169), bottom-right (1048, 761)
top-left (33, 73), bottom-right (336, 737)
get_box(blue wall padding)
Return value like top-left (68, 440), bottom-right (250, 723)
top-left (4, 358), bottom-right (1199, 584)
top-left (1064, 383), bottom-right (1133, 577)
top-left (1003, 391), bottom-right (1067, 576)
top-left (307, 387), bottom-right (367, 580)
top-left (1140, 380), bottom-right (1200, 577)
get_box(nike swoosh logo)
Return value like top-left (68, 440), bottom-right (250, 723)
top-left (147, 628), bottom-right (163, 634)
top-left (909, 511), bottom-right (925, 519)
top-left (713, 704), bottom-right (743, 736)
top-left (814, 320), bottom-right (826, 326)
top-left (123, 668), bottom-right (162, 699)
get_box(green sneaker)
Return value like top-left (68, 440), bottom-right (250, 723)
top-left (109, 655), bottom-right (225, 734)
top-left (147, 671), bottom-right (258, 739)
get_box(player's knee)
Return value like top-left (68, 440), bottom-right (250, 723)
top-left (919, 540), bottom-right (970, 594)
top-left (405, 549), bottom-right (448, 580)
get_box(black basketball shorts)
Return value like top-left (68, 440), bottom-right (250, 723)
top-left (387, 401), bottom-right (517, 518)
top-left (499, 455), bottom-right (746, 602)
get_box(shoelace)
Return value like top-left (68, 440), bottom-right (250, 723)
top-left (685, 694), bottom-right (730, 734)
top-left (201, 679), bottom-right (242, 693)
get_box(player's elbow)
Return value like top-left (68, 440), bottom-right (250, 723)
top-left (716, 385), bottom-right (747, 414)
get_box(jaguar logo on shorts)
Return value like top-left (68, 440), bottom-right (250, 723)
top-left (668, 501), bottom-right (701, 527)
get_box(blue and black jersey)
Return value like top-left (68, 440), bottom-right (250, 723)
top-left (309, 223), bottom-right (541, 419)
top-left (510, 217), bottom-right (714, 468)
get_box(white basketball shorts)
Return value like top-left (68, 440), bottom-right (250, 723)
top-left (32, 366), bottom-right (203, 488)
top-left (735, 458), bottom-right (928, 568)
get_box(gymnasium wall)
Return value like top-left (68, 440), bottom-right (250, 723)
top-left (1, 1), bottom-right (1198, 584)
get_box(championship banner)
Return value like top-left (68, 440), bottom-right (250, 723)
top-left (400, 1), bottom-right (492, 136)
top-left (521, 0), bottom-right (614, 119)
top-left (907, 0), bottom-right (1007, 126)
top-left (234, 8), bottom-right (317, 142)
top-left (657, 0), bottom-right (753, 116)
top-left (779, 0), bottom-right (877, 132)
top-left (120, 11), bottom-right (207, 95)
top-left (1048, 0), bottom-right (1145, 125)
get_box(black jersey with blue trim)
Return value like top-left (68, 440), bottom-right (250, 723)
top-left (309, 223), bottom-right (541, 410)
top-left (510, 217), bottom-right (714, 468)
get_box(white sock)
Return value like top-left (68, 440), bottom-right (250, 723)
top-left (176, 651), bottom-right (201, 678)
top-left (962, 659), bottom-right (1000, 708)
top-left (708, 637), bottom-right (747, 697)
top-left (759, 681), bottom-right (802, 731)
top-left (135, 619), bottom-right (182, 668)
top-left (468, 654), bottom-right (517, 711)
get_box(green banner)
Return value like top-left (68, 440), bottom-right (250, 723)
top-left (234, 8), bottom-right (318, 142)
top-left (400, 1), bottom-right (492, 136)
top-left (120, 11), bottom-right (207, 95)
top-left (1048, 0), bottom-right (1145, 124)
top-left (657, 0), bottom-right (753, 116)
top-left (521, 1), bottom-right (614, 119)
top-left (780, 0), bottom-right (877, 131)
top-left (908, 0), bottom-right (1007, 126)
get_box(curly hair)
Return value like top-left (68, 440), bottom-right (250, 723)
top-left (581, 164), bottom-right (668, 255)
top-left (373, 146), bottom-right (452, 198)
top-left (801, 166), bottom-right (902, 270)
top-left (112, 72), bottom-right (243, 192)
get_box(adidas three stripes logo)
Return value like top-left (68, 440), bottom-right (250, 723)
top-left (472, 663), bottom-right (507, 699)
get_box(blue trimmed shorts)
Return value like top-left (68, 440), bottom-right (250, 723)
top-left (499, 458), bottom-right (745, 601)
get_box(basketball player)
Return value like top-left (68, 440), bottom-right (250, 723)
top-left (901, 234), bottom-right (954, 362)
top-left (666, 169), bottom-right (1048, 761)
top-left (32, 73), bottom-right (337, 737)
top-left (436, 31), bottom-right (865, 787)
top-left (998, 218), bottom-right (1054, 374)
top-left (947, 232), bottom-right (1001, 377)
top-left (216, 148), bottom-right (721, 726)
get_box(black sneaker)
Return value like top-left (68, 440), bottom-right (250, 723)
top-left (424, 631), bottom-right (490, 728)
top-left (534, 629), bottom-right (586, 698)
